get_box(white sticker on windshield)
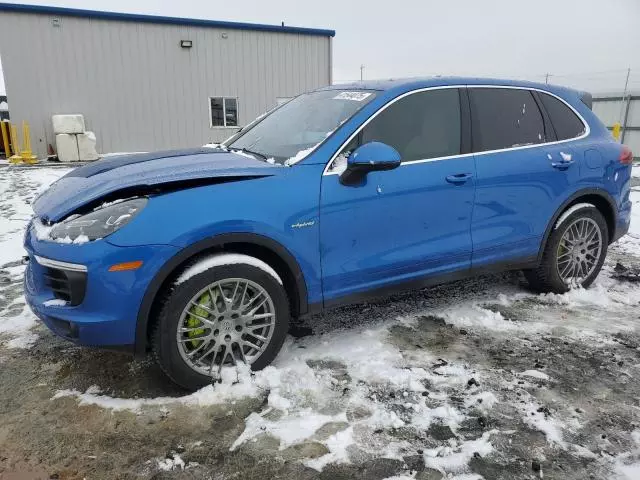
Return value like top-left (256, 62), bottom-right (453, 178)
top-left (333, 92), bottom-right (372, 101)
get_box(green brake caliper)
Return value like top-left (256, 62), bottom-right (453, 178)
top-left (186, 292), bottom-right (211, 349)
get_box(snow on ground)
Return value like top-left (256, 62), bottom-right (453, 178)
top-left (616, 164), bottom-right (640, 254)
top-left (1, 164), bottom-right (640, 479)
top-left (50, 234), bottom-right (640, 478)
top-left (0, 166), bottom-right (70, 348)
top-left (0, 305), bottom-right (39, 349)
top-left (0, 167), bottom-right (70, 265)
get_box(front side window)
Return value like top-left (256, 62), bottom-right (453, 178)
top-left (361, 89), bottom-right (461, 161)
top-left (469, 88), bottom-right (545, 152)
top-left (210, 97), bottom-right (238, 127)
top-left (228, 89), bottom-right (377, 165)
top-left (538, 92), bottom-right (585, 140)
top-left (328, 88), bottom-right (461, 173)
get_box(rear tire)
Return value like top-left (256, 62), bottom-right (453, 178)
top-left (152, 255), bottom-right (290, 391)
top-left (524, 205), bottom-right (608, 293)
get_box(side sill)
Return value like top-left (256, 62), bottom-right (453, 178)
top-left (305, 256), bottom-right (537, 315)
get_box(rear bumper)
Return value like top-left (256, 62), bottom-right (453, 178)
top-left (23, 226), bottom-right (179, 348)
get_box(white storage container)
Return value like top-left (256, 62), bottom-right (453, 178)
top-left (77, 131), bottom-right (99, 161)
top-left (52, 114), bottom-right (85, 135)
top-left (55, 134), bottom-right (80, 162)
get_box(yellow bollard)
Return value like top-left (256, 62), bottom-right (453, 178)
top-left (8, 123), bottom-right (23, 164)
top-left (612, 122), bottom-right (621, 141)
top-left (0, 121), bottom-right (10, 158)
top-left (20, 121), bottom-right (38, 164)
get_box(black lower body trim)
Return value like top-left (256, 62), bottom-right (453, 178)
top-left (307, 256), bottom-right (538, 314)
top-left (612, 221), bottom-right (630, 243)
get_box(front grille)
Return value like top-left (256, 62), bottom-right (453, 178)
top-left (43, 267), bottom-right (87, 306)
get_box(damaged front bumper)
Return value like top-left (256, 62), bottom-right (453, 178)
top-left (23, 222), bottom-right (179, 348)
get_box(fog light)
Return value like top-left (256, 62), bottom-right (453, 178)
top-left (108, 261), bottom-right (143, 272)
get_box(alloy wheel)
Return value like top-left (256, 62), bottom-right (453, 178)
top-left (556, 217), bottom-right (602, 287)
top-left (176, 278), bottom-right (276, 377)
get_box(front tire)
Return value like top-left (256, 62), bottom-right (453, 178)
top-left (152, 254), bottom-right (290, 390)
top-left (524, 205), bottom-right (608, 293)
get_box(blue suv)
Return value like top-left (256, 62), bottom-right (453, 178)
top-left (24, 78), bottom-right (633, 390)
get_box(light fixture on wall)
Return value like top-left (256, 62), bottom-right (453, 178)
top-left (180, 40), bottom-right (193, 48)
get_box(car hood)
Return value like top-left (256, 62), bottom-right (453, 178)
top-left (33, 148), bottom-right (282, 222)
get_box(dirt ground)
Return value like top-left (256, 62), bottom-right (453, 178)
top-left (1, 167), bottom-right (640, 480)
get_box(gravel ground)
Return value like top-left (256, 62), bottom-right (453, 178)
top-left (1, 166), bottom-right (640, 480)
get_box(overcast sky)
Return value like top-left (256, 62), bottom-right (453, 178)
top-left (1, 0), bottom-right (640, 96)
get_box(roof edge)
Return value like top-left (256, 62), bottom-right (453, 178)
top-left (0, 3), bottom-right (336, 37)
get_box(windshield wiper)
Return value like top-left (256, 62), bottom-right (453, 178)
top-left (233, 148), bottom-right (268, 162)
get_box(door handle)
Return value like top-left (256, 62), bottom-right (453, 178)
top-left (445, 173), bottom-right (473, 184)
top-left (551, 160), bottom-right (574, 170)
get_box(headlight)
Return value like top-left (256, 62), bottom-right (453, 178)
top-left (50, 198), bottom-right (148, 242)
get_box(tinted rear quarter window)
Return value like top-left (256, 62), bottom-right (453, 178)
top-left (469, 88), bottom-right (546, 152)
top-left (361, 88), bottom-right (461, 161)
top-left (538, 92), bottom-right (586, 140)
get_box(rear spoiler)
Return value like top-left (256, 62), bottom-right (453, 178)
top-left (580, 92), bottom-right (593, 110)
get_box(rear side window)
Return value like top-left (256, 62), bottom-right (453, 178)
top-left (538, 92), bottom-right (586, 140)
top-left (469, 88), bottom-right (545, 152)
top-left (361, 88), bottom-right (461, 161)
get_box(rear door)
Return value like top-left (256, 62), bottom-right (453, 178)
top-left (468, 87), bottom-right (581, 267)
top-left (536, 91), bottom-right (588, 173)
top-left (319, 87), bottom-right (476, 302)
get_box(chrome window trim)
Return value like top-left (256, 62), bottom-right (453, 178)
top-left (34, 255), bottom-right (88, 273)
top-left (323, 84), bottom-right (590, 176)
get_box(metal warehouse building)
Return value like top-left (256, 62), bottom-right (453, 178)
top-left (592, 92), bottom-right (640, 158)
top-left (0, 4), bottom-right (334, 158)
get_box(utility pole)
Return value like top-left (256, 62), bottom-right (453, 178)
top-left (619, 67), bottom-right (631, 122)
top-left (618, 67), bottom-right (632, 143)
top-left (545, 73), bottom-right (549, 84)
top-left (360, 64), bottom-right (365, 81)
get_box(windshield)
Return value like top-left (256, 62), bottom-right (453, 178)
top-left (227, 89), bottom-right (377, 165)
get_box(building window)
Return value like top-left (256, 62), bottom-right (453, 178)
top-left (210, 97), bottom-right (238, 127)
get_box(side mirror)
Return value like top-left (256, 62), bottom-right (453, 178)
top-left (339, 141), bottom-right (401, 186)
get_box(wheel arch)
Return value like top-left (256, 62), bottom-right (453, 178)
top-left (537, 188), bottom-right (617, 264)
top-left (134, 233), bottom-right (309, 355)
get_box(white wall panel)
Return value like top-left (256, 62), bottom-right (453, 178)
top-left (0, 11), bottom-right (331, 156)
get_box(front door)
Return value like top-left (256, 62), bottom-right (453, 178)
top-left (319, 87), bottom-right (476, 303)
